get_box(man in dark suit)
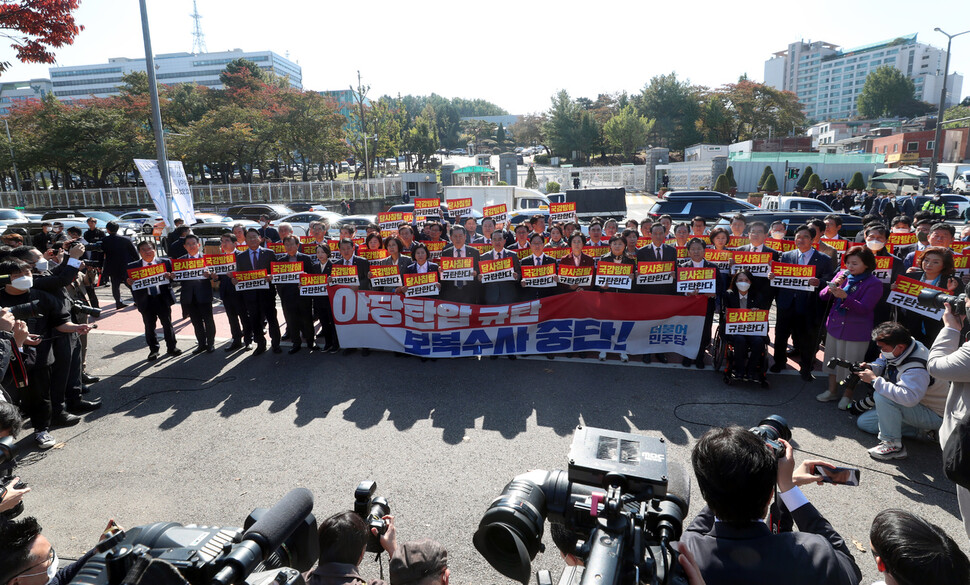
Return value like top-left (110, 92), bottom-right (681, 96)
top-left (440, 226), bottom-right (481, 303)
top-left (478, 229), bottom-right (521, 305)
top-left (127, 240), bottom-right (181, 361)
top-left (212, 233), bottom-right (251, 351)
top-left (100, 221), bottom-right (138, 309)
top-left (257, 214), bottom-right (281, 243)
top-left (275, 235), bottom-right (318, 354)
top-left (680, 426), bottom-right (862, 585)
top-left (770, 224), bottom-right (834, 381)
top-left (177, 234), bottom-right (216, 354)
top-left (334, 237), bottom-right (372, 356)
top-left (735, 221), bottom-right (781, 304)
top-left (234, 228), bottom-right (282, 355)
top-left (166, 225), bottom-right (189, 260)
top-left (519, 232), bottom-right (558, 300)
top-left (636, 223), bottom-right (678, 295)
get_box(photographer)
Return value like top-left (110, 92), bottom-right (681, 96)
top-left (869, 509), bottom-right (969, 585)
top-left (680, 425), bottom-right (861, 585)
top-left (0, 516), bottom-right (99, 585)
top-left (854, 322), bottom-right (947, 461)
top-left (0, 401), bottom-right (31, 516)
top-left (306, 511), bottom-right (397, 585)
top-left (389, 540), bottom-right (449, 585)
top-left (927, 295), bottom-right (970, 538)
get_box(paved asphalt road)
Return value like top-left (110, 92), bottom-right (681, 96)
top-left (8, 326), bottom-right (967, 585)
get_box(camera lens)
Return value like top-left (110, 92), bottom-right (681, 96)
top-left (473, 477), bottom-right (549, 585)
top-left (757, 415), bottom-right (792, 442)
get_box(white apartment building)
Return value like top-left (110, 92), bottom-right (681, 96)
top-left (764, 34), bottom-right (963, 122)
top-left (0, 79), bottom-right (52, 116)
top-left (49, 49), bottom-right (301, 102)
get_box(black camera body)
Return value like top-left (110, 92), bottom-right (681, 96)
top-left (917, 289), bottom-right (967, 316)
top-left (0, 474), bottom-right (27, 519)
top-left (354, 480), bottom-right (390, 554)
top-left (69, 488), bottom-right (318, 585)
top-left (474, 426), bottom-right (690, 585)
top-left (748, 415), bottom-right (792, 458)
top-left (71, 299), bottom-right (102, 318)
top-left (825, 358), bottom-right (866, 393)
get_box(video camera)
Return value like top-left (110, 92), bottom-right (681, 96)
top-left (69, 488), bottom-right (318, 585)
top-left (917, 289), bottom-right (967, 316)
top-left (0, 435), bottom-right (26, 520)
top-left (354, 480), bottom-right (390, 554)
top-left (6, 300), bottom-right (43, 321)
top-left (473, 425), bottom-right (690, 585)
top-left (748, 414), bottom-right (792, 458)
top-left (825, 358), bottom-right (866, 394)
top-left (71, 299), bottom-right (102, 318)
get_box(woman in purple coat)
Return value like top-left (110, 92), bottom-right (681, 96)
top-left (817, 246), bottom-right (884, 410)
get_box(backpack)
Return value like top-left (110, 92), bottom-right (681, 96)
top-left (944, 411), bottom-right (970, 489)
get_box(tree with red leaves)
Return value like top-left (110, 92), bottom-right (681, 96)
top-left (0, 0), bottom-right (83, 75)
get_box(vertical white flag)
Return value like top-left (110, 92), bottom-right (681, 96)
top-left (133, 159), bottom-right (197, 227)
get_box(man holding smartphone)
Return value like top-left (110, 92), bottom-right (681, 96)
top-left (854, 322), bottom-right (948, 461)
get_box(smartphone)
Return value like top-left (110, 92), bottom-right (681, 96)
top-left (814, 465), bottom-right (861, 486)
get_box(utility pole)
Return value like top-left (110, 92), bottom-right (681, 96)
top-left (139, 0), bottom-right (175, 235)
top-left (3, 119), bottom-right (24, 207)
top-left (927, 28), bottom-right (969, 193)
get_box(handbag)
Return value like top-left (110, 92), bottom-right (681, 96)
top-left (943, 410), bottom-right (970, 489)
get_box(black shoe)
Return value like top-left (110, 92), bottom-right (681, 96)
top-left (253, 346), bottom-right (266, 356)
top-left (225, 341), bottom-right (243, 352)
top-left (800, 370), bottom-right (816, 382)
top-left (206, 346), bottom-right (215, 354)
top-left (288, 346), bottom-right (301, 355)
top-left (115, 302), bottom-right (128, 309)
top-left (490, 356), bottom-right (499, 360)
top-left (67, 399), bottom-right (102, 414)
top-left (147, 349), bottom-right (160, 361)
top-left (272, 346), bottom-right (283, 354)
top-left (656, 353), bottom-right (668, 364)
top-left (81, 372), bottom-right (100, 384)
top-left (642, 354), bottom-right (652, 364)
top-left (682, 357), bottom-right (692, 367)
top-left (244, 343), bottom-right (253, 350)
top-left (546, 354), bottom-right (555, 360)
top-left (695, 359), bottom-right (705, 370)
top-left (81, 384), bottom-right (91, 394)
top-left (342, 348), bottom-right (357, 356)
top-left (760, 377), bottom-right (770, 388)
top-left (787, 348), bottom-right (800, 359)
top-left (769, 363), bottom-right (785, 373)
top-left (51, 412), bottom-right (81, 427)
top-left (322, 344), bottom-right (335, 352)
top-left (508, 355), bottom-right (517, 360)
top-left (192, 346), bottom-right (207, 355)
top-left (361, 348), bottom-right (371, 356)
top-left (167, 348), bottom-right (182, 357)
top-left (308, 344), bottom-right (321, 352)
top-left (329, 345), bottom-right (340, 354)
top-left (280, 333), bottom-right (291, 341)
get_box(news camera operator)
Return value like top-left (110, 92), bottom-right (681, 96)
top-left (679, 425), bottom-right (862, 585)
top-left (306, 511), bottom-right (397, 585)
top-left (0, 515), bottom-right (112, 585)
top-left (0, 401), bottom-right (31, 516)
top-left (927, 294), bottom-right (970, 539)
top-left (0, 307), bottom-right (32, 403)
top-left (851, 322), bottom-right (947, 461)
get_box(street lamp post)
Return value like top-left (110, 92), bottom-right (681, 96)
top-left (927, 27), bottom-right (970, 193)
top-left (3, 119), bottom-right (24, 207)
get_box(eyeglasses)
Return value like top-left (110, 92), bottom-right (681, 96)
top-left (10, 547), bottom-right (56, 579)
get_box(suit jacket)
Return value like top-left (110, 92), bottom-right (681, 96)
top-left (331, 255), bottom-right (371, 290)
top-left (519, 254), bottom-right (559, 299)
top-left (775, 249), bottom-right (834, 314)
top-left (176, 254), bottom-right (214, 306)
top-left (101, 234), bottom-right (139, 278)
top-left (127, 258), bottom-right (176, 309)
top-left (273, 252), bottom-right (316, 300)
top-left (402, 262), bottom-right (440, 275)
top-left (167, 237), bottom-right (187, 260)
top-left (636, 243), bottom-right (677, 263)
top-left (479, 249), bottom-right (521, 305)
top-left (724, 289), bottom-right (770, 311)
top-left (439, 245), bottom-right (480, 302)
top-left (680, 505), bottom-right (861, 585)
top-left (258, 226), bottom-right (282, 243)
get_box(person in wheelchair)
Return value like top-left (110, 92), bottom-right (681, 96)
top-left (724, 269), bottom-right (771, 384)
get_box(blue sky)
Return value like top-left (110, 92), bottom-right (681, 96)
top-left (0, 0), bottom-right (966, 114)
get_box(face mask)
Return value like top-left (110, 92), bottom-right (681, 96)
top-left (917, 231), bottom-right (929, 244)
top-left (736, 281), bottom-right (751, 292)
top-left (771, 231), bottom-right (785, 240)
top-left (53, 227), bottom-right (62, 233)
top-left (880, 350), bottom-right (896, 361)
top-left (892, 228), bottom-right (909, 233)
top-left (865, 239), bottom-right (886, 251)
top-left (34, 259), bottom-right (49, 272)
top-left (11, 275), bottom-right (32, 291)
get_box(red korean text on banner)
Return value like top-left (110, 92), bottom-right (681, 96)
top-left (558, 265), bottom-right (593, 287)
top-left (403, 271), bottom-right (439, 297)
top-left (549, 201), bottom-right (577, 224)
top-left (480, 257), bottom-right (515, 283)
top-left (724, 308), bottom-right (769, 336)
top-left (675, 266), bottom-right (716, 294)
top-left (204, 253), bottom-right (237, 275)
top-left (521, 264), bottom-right (557, 288)
top-left (595, 262), bottom-right (633, 290)
top-left (299, 273), bottom-right (329, 296)
top-left (636, 262), bottom-right (675, 286)
top-left (232, 269), bottom-right (269, 291)
top-left (172, 257), bottom-right (206, 281)
top-left (370, 264), bottom-right (403, 288)
top-left (127, 263), bottom-right (168, 291)
top-left (887, 275), bottom-right (947, 321)
top-left (769, 262), bottom-right (816, 292)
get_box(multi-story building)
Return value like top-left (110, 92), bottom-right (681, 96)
top-left (319, 89), bottom-right (367, 122)
top-left (49, 49), bottom-right (301, 102)
top-left (764, 34), bottom-right (963, 122)
top-left (0, 79), bottom-right (52, 115)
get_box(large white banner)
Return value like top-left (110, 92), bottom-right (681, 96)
top-left (133, 159), bottom-right (197, 227)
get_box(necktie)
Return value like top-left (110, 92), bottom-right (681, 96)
top-left (148, 262), bottom-right (159, 296)
top-left (740, 295), bottom-right (747, 309)
top-left (250, 250), bottom-right (257, 269)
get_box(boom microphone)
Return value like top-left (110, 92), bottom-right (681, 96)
top-left (211, 488), bottom-right (314, 585)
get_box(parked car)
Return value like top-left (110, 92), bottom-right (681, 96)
top-left (278, 211), bottom-right (343, 236)
top-left (118, 210), bottom-right (156, 229)
top-left (647, 191), bottom-right (757, 222)
top-left (0, 208), bottom-right (29, 228)
top-left (912, 195), bottom-right (964, 219)
top-left (287, 201), bottom-right (330, 213)
top-left (716, 210), bottom-right (864, 239)
top-left (225, 204), bottom-right (294, 221)
top-left (760, 196), bottom-right (836, 214)
top-left (190, 219), bottom-right (260, 242)
top-left (336, 215), bottom-right (378, 235)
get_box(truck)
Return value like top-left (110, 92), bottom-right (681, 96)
top-left (560, 188), bottom-right (628, 222)
top-left (441, 186), bottom-right (550, 224)
top-left (939, 163), bottom-right (970, 194)
top-left (759, 196), bottom-right (836, 214)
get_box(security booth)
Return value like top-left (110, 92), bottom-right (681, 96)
top-left (452, 166), bottom-right (498, 186)
top-left (401, 173), bottom-right (439, 200)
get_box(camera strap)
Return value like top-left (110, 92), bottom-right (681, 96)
top-left (768, 486), bottom-right (793, 534)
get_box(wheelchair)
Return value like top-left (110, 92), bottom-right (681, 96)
top-left (712, 317), bottom-right (769, 388)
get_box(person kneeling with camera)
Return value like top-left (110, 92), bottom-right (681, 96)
top-left (680, 426), bottom-right (862, 585)
top-left (306, 511), bottom-right (397, 585)
top-left (854, 322), bottom-right (948, 461)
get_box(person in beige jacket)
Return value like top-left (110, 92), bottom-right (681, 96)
top-left (927, 297), bottom-right (970, 539)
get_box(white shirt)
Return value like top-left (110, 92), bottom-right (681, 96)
top-left (691, 260), bottom-right (705, 268)
top-left (415, 262), bottom-right (429, 273)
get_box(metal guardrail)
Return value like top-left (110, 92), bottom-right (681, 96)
top-left (0, 177), bottom-right (402, 210)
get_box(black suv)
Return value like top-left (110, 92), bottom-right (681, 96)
top-left (647, 191), bottom-right (756, 222)
top-left (225, 204), bottom-right (294, 221)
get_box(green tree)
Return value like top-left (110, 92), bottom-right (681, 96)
top-left (847, 172), bottom-right (866, 191)
top-left (407, 104), bottom-right (438, 170)
top-left (805, 173), bottom-right (822, 192)
top-left (543, 90), bottom-right (580, 159)
top-left (546, 181), bottom-right (560, 193)
top-left (219, 58), bottom-right (267, 92)
top-left (713, 173), bottom-right (730, 193)
top-left (699, 93), bottom-right (735, 143)
top-left (944, 104), bottom-right (970, 129)
top-left (524, 166), bottom-right (539, 189)
top-left (495, 122), bottom-right (506, 145)
top-left (637, 72), bottom-right (703, 150)
top-left (796, 165), bottom-right (813, 190)
top-left (510, 113), bottom-right (545, 149)
top-left (719, 80), bottom-right (807, 141)
top-left (857, 66), bottom-right (916, 118)
top-left (574, 110), bottom-right (602, 163)
top-left (758, 165), bottom-right (773, 190)
top-left (603, 104), bottom-right (654, 160)
top-left (761, 173), bottom-right (778, 193)
top-left (725, 166), bottom-right (737, 188)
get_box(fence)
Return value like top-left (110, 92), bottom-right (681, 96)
top-left (517, 165), bottom-right (647, 191)
top-left (0, 177), bottom-right (401, 211)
